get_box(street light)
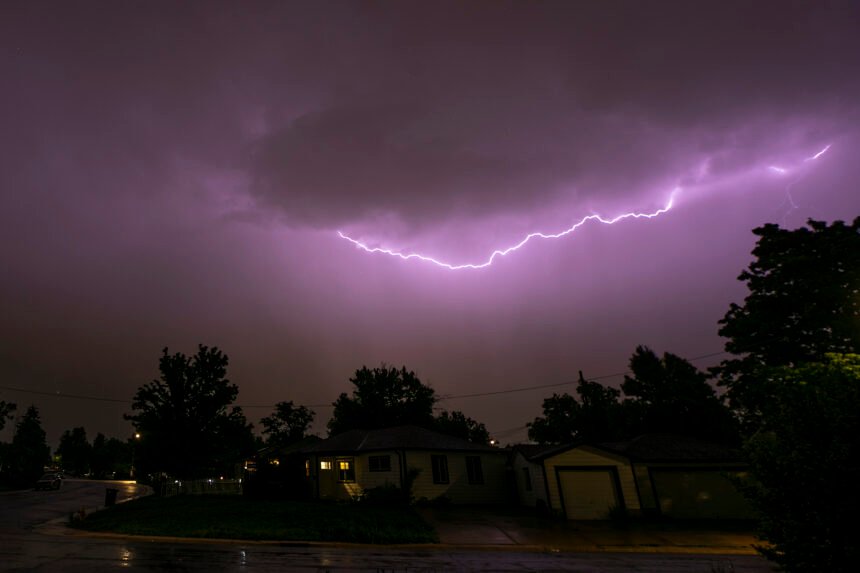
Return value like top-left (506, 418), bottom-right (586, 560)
top-left (131, 432), bottom-right (141, 479)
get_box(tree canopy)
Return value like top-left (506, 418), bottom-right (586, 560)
top-left (622, 346), bottom-right (738, 443)
top-left (529, 349), bottom-right (737, 444)
top-left (434, 410), bottom-right (490, 444)
top-left (328, 365), bottom-right (437, 435)
top-left (717, 217), bottom-right (860, 427)
top-left (56, 426), bottom-right (92, 477)
top-left (2, 406), bottom-right (50, 487)
top-left (528, 372), bottom-right (625, 444)
top-left (125, 345), bottom-right (254, 479)
top-left (260, 401), bottom-right (315, 449)
top-left (740, 354), bottom-right (860, 572)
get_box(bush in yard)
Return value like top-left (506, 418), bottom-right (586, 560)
top-left (739, 354), bottom-right (860, 572)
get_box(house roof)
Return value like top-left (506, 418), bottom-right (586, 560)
top-left (515, 434), bottom-right (743, 464)
top-left (257, 435), bottom-right (322, 459)
top-left (510, 443), bottom-right (564, 462)
top-left (300, 425), bottom-right (501, 455)
top-left (597, 434), bottom-right (743, 463)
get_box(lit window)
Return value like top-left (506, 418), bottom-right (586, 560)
top-left (305, 460), bottom-right (310, 477)
top-left (320, 460), bottom-right (332, 470)
top-left (337, 458), bottom-right (355, 482)
top-left (431, 455), bottom-right (449, 484)
top-left (466, 456), bottom-right (484, 485)
top-left (369, 455), bottom-right (391, 472)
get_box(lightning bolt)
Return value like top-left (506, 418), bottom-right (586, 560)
top-left (770, 144), bottom-right (832, 224)
top-left (339, 144), bottom-right (832, 270)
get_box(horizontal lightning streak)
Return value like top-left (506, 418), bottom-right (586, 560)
top-left (338, 144), bottom-right (831, 270)
top-left (338, 190), bottom-right (678, 270)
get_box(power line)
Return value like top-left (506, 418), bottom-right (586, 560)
top-left (437, 349), bottom-right (730, 401)
top-left (0, 349), bottom-right (731, 410)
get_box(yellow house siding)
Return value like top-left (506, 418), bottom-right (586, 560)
top-left (543, 446), bottom-right (640, 515)
top-left (406, 450), bottom-right (507, 504)
top-left (355, 451), bottom-right (401, 490)
top-left (512, 452), bottom-right (547, 508)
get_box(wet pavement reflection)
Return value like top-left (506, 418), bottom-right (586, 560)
top-left (0, 481), bottom-right (775, 571)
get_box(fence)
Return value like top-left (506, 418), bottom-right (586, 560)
top-left (159, 478), bottom-right (242, 497)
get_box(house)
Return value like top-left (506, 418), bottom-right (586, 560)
top-left (301, 425), bottom-right (508, 504)
top-left (513, 434), bottom-right (753, 520)
top-left (510, 444), bottom-right (554, 512)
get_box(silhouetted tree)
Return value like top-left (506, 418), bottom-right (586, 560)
top-left (434, 410), bottom-right (490, 444)
top-left (126, 345), bottom-right (254, 479)
top-left (739, 354), bottom-right (860, 572)
top-left (260, 401), bottom-right (315, 448)
top-left (528, 372), bottom-right (625, 444)
top-left (0, 400), bottom-right (15, 432)
top-left (90, 433), bottom-right (132, 479)
top-left (622, 346), bottom-right (738, 443)
top-left (717, 217), bottom-right (860, 429)
top-left (56, 426), bottom-right (92, 476)
top-left (4, 406), bottom-right (50, 486)
top-left (328, 365), bottom-right (436, 435)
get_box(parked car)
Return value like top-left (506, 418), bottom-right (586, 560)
top-left (35, 473), bottom-right (62, 490)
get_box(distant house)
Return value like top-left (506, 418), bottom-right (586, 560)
top-left (301, 425), bottom-right (508, 504)
top-left (510, 444), bottom-right (554, 512)
top-left (513, 434), bottom-right (753, 520)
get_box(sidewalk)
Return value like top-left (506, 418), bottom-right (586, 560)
top-left (36, 500), bottom-right (760, 555)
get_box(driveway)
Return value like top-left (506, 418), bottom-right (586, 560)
top-left (417, 505), bottom-right (762, 554)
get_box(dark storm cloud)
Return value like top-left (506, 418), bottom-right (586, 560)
top-left (245, 1), bottom-right (860, 229)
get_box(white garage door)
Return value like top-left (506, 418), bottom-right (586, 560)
top-left (558, 469), bottom-right (620, 520)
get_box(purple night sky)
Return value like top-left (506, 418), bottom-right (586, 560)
top-left (2, 1), bottom-right (859, 445)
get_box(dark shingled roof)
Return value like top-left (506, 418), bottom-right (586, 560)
top-left (300, 425), bottom-right (501, 455)
top-left (510, 443), bottom-right (564, 461)
top-left (597, 434), bottom-right (743, 463)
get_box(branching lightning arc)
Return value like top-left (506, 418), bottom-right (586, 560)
top-left (338, 145), bottom-right (832, 270)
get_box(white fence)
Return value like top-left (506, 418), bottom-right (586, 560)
top-left (159, 478), bottom-right (242, 497)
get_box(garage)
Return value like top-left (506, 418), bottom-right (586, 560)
top-left (557, 468), bottom-right (622, 520)
top-left (650, 468), bottom-right (753, 519)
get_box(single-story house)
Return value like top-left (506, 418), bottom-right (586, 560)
top-left (510, 444), bottom-right (555, 512)
top-left (301, 425), bottom-right (508, 504)
top-left (513, 434), bottom-right (753, 520)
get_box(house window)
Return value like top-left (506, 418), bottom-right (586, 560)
top-left (337, 458), bottom-right (355, 482)
top-left (369, 455), bottom-right (391, 472)
top-left (431, 455), bottom-right (449, 484)
top-left (522, 467), bottom-right (532, 491)
top-left (305, 460), bottom-right (310, 477)
top-left (466, 456), bottom-right (484, 485)
top-left (320, 460), bottom-right (332, 470)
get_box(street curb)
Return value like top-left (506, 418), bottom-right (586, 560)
top-left (37, 525), bottom-right (759, 555)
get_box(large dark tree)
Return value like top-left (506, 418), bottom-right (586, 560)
top-left (527, 372), bottom-right (625, 444)
top-left (622, 346), bottom-right (738, 444)
top-left (260, 401), bottom-right (315, 449)
top-left (739, 354), bottom-right (860, 572)
top-left (56, 426), bottom-right (92, 477)
top-left (328, 365), bottom-right (436, 435)
top-left (126, 345), bottom-right (254, 479)
top-left (717, 218), bottom-right (860, 428)
top-left (434, 410), bottom-right (490, 444)
top-left (3, 406), bottom-right (50, 487)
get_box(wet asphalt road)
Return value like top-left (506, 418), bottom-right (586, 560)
top-left (0, 480), bottom-right (774, 572)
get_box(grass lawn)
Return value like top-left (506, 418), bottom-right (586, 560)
top-left (72, 495), bottom-right (438, 544)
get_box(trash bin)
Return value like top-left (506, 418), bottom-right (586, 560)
top-left (104, 487), bottom-right (119, 507)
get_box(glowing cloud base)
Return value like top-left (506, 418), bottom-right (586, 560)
top-left (338, 145), bottom-right (831, 270)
